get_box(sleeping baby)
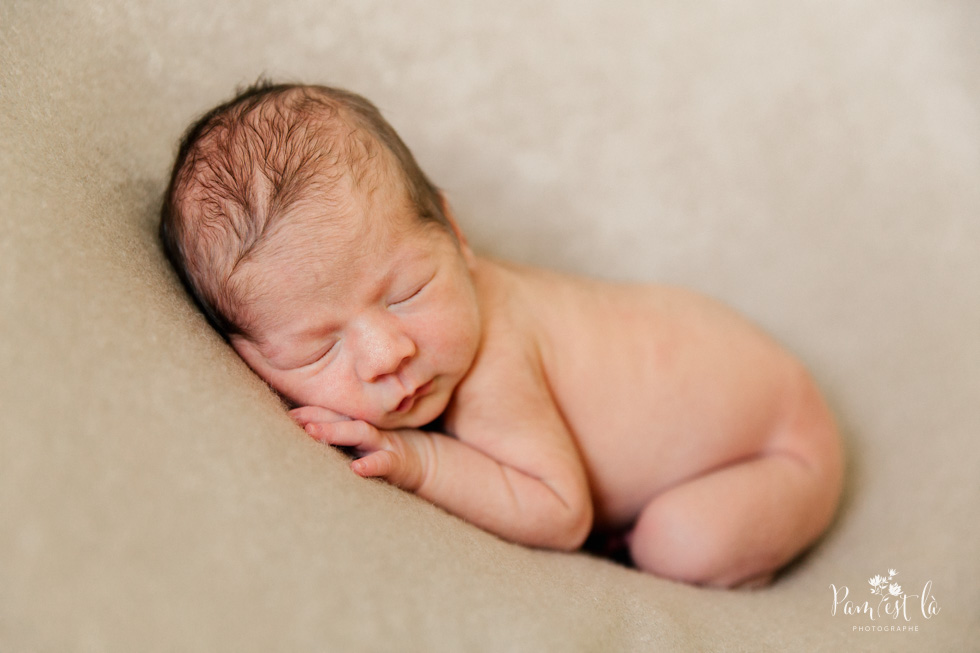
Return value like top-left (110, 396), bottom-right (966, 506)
top-left (160, 82), bottom-right (843, 588)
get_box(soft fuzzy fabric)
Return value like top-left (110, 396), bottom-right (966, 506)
top-left (2, 1), bottom-right (977, 650)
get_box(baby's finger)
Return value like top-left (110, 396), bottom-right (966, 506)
top-left (305, 420), bottom-right (382, 450)
top-left (351, 450), bottom-right (396, 479)
top-left (289, 405), bottom-right (351, 427)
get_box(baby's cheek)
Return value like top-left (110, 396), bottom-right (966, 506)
top-left (424, 319), bottom-right (469, 366)
top-left (282, 369), bottom-right (351, 414)
top-left (452, 311), bottom-right (481, 369)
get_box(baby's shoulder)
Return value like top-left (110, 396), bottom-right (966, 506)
top-left (470, 257), bottom-right (552, 349)
top-left (445, 260), bottom-right (557, 421)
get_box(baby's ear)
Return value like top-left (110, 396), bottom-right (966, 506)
top-left (438, 191), bottom-right (476, 269)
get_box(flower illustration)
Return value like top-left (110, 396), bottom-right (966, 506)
top-left (867, 570), bottom-right (904, 600)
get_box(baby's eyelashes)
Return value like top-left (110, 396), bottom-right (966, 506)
top-left (292, 341), bottom-right (338, 369)
top-left (388, 286), bottom-right (422, 307)
top-left (387, 272), bottom-right (435, 307)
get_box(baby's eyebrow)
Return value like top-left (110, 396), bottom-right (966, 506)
top-left (370, 255), bottom-right (417, 300)
top-left (384, 246), bottom-right (429, 281)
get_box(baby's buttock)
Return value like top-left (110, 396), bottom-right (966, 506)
top-left (536, 280), bottom-right (800, 529)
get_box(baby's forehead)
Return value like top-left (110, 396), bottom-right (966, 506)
top-left (252, 203), bottom-right (431, 284)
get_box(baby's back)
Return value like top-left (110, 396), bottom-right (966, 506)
top-left (473, 258), bottom-right (809, 530)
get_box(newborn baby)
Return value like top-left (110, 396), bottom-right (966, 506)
top-left (160, 82), bottom-right (843, 588)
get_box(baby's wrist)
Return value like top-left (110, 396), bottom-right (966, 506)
top-left (392, 428), bottom-right (439, 492)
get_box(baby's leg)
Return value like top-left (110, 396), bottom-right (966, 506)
top-left (629, 384), bottom-right (843, 588)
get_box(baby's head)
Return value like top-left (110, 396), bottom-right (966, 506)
top-left (161, 82), bottom-right (481, 428)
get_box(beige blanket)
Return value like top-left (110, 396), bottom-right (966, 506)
top-left (2, 1), bottom-right (977, 650)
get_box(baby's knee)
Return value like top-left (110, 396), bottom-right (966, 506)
top-left (627, 497), bottom-right (763, 587)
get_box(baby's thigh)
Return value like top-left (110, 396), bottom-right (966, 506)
top-left (627, 451), bottom-right (833, 588)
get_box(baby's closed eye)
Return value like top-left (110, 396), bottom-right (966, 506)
top-left (388, 272), bottom-right (435, 307)
top-left (288, 340), bottom-right (338, 369)
top-left (276, 338), bottom-right (338, 370)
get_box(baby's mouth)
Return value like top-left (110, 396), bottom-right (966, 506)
top-left (394, 379), bottom-right (435, 413)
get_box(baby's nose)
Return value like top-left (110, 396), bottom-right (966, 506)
top-left (353, 316), bottom-right (416, 383)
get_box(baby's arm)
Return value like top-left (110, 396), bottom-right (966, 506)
top-left (292, 363), bottom-right (593, 551)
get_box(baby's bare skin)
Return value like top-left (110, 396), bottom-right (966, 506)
top-left (231, 186), bottom-right (843, 588)
top-left (465, 258), bottom-right (836, 529)
top-left (456, 258), bottom-right (843, 585)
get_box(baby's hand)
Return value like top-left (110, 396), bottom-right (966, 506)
top-left (295, 411), bottom-right (427, 491)
top-left (288, 405), bottom-right (352, 427)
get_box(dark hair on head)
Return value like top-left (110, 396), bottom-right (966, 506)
top-left (159, 79), bottom-right (448, 340)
